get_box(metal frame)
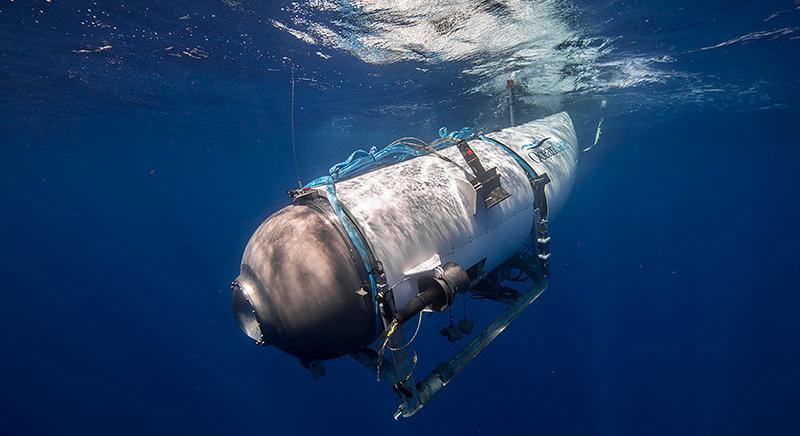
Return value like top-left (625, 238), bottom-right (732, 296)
top-left (352, 255), bottom-right (547, 418)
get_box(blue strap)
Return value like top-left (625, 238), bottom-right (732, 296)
top-left (305, 143), bottom-right (425, 189)
top-left (439, 127), bottom-right (474, 140)
top-left (306, 127), bottom-right (473, 189)
top-left (322, 177), bottom-right (380, 323)
top-left (480, 134), bottom-right (539, 181)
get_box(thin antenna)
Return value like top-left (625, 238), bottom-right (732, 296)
top-left (506, 78), bottom-right (516, 127)
top-left (290, 62), bottom-right (302, 189)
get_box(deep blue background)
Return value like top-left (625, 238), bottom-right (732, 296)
top-left (2, 1), bottom-right (799, 435)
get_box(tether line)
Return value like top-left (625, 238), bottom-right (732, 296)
top-left (290, 63), bottom-right (302, 189)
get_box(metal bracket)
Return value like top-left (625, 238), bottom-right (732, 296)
top-left (456, 139), bottom-right (511, 209)
top-left (288, 186), bottom-right (319, 201)
top-left (531, 174), bottom-right (551, 275)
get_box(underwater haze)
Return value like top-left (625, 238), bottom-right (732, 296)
top-left (2, 1), bottom-right (799, 435)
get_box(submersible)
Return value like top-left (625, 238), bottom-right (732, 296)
top-left (231, 112), bottom-right (578, 417)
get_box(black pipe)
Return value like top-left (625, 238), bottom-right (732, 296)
top-left (395, 285), bottom-right (445, 325)
top-left (394, 263), bottom-right (469, 325)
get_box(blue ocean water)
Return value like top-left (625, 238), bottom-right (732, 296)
top-left (2, 1), bottom-right (799, 435)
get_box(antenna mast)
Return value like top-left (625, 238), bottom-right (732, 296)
top-left (290, 62), bottom-right (302, 189)
top-left (506, 78), bottom-right (516, 127)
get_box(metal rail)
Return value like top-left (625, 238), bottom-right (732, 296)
top-left (396, 282), bottom-right (545, 418)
